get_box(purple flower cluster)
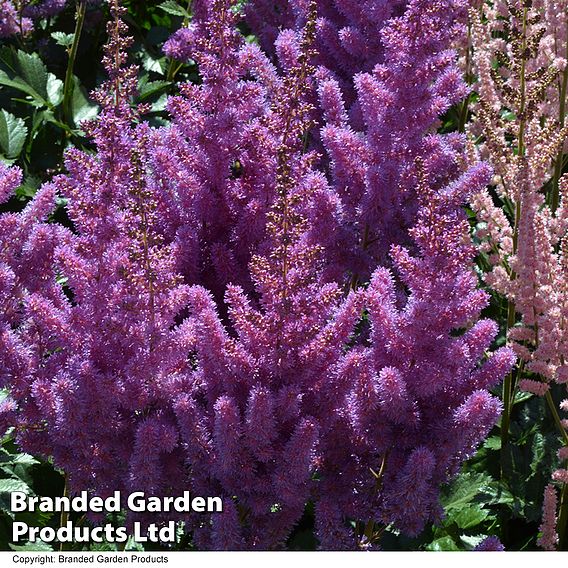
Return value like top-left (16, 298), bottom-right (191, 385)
top-left (0, 0), bottom-right (100, 37)
top-left (0, 1), bottom-right (33, 37)
top-left (0, 0), bottom-right (515, 550)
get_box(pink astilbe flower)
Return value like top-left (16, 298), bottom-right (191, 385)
top-left (538, 484), bottom-right (559, 551)
top-left (470, 0), bottom-right (568, 400)
top-left (470, 1), bottom-right (568, 549)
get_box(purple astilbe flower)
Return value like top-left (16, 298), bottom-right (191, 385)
top-left (155, 0), bottom-right (281, 296)
top-left (154, 0), bottom-right (351, 296)
top-left (474, 536), bottom-right (505, 551)
top-left (0, 0), bottom-right (516, 551)
top-left (1, 2), bottom-right (193, 516)
top-left (0, 0), bottom-right (101, 36)
top-left (317, 0), bottom-right (472, 279)
top-left (246, 0), bottom-right (406, 101)
top-left (313, 160), bottom-right (515, 548)
top-left (0, 164), bottom-right (69, 434)
top-left (23, 0), bottom-right (67, 18)
top-left (0, 1), bottom-right (32, 37)
top-left (168, 1), bottom-right (365, 549)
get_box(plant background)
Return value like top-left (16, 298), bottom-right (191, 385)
top-left (0, 0), bottom-right (563, 552)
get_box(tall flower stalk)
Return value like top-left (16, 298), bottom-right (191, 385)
top-left (469, 0), bottom-right (568, 549)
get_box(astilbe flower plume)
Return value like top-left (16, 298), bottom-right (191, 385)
top-left (155, 0), bottom-right (285, 296)
top-left (0, 0), bottom-right (101, 37)
top-left (155, 0), bottom-right (350, 295)
top-left (313, 159), bottom-right (515, 548)
top-left (0, 0), bottom-right (516, 551)
top-left (0, 163), bottom-right (69, 433)
top-left (469, 0), bottom-right (568, 550)
top-left (0, 1), bottom-right (33, 37)
top-left (162, 0), bottom-right (514, 549)
top-left (245, 0), bottom-right (406, 103)
top-left (314, 0), bottom-right (473, 281)
top-left (474, 536), bottom-right (505, 551)
top-left (165, 1), bottom-right (364, 549)
top-left (1, 1), bottom-right (195, 523)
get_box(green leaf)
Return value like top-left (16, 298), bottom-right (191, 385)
top-left (16, 51), bottom-right (50, 102)
top-left (46, 74), bottom-right (64, 107)
top-left (124, 536), bottom-right (145, 551)
top-left (426, 536), bottom-right (461, 551)
top-left (0, 478), bottom-right (31, 494)
top-left (0, 110), bottom-right (28, 159)
top-left (71, 77), bottom-right (98, 126)
top-left (15, 175), bottom-right (40, 199)
top-left (140, 45), bottom-right (168, 74)
top-left (451, 505), bottom-right (490, 530)
top-left (459, 535), bottom-right (487, 550)
top-left (442, 471), bottom-right (514, 515)
top-left (513, 390), bottom-right (533, 406)
top-left (51, 32), bottom-right (75, 49)
top-left (442, 472), bottom-right (492, 511)
top-left (10, 540), bottom-right (53, 552)
top-left (479, 481), bottom-right (515, 507)
top-left (0, 451), bottom-right (38, 467)
top-left (483, 436), bottom-right (501, 451)
top-left (151, 93), bottom-right (169, 114)
top-left (158, 1), bottom-right (190, 17)
top-left (0, 51), bottom-right (51, 107)
top-left (10, 454), bottom-right (39, 467)
top-left (138, 77), bottom-right (171, 101)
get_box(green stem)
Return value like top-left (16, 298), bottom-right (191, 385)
top-left (501, 5), bottom-right (529, 477)
top-left (551, 32), bottom-right (568, 212)
top-left (558, 483), bottom-right (568, 551)
top-left (59, 475), bottom-right (69, 552)
top-left (501, 200), bottom-right (522, 463)
top-left (62, 1), bottom-right (87, 127)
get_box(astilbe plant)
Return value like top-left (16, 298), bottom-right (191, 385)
top-left (0, 0), bottom-right (516, 551)
top-left (312, 159), bottom-right (515, 549)
top-left (469, 0), bottom-right (568, 550)
top-left (164, 0), bottom-right (364, 549)
top-left (246, 0), bottom-right (475, 279)
top-left (1, 2), bottom-right (196, 525)
top-left (163, 0), bottom-right (514, 550)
